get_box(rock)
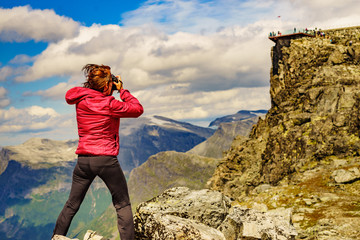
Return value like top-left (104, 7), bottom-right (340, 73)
top-left (128, 151), bottom-right (220, 213)
top-left (319, 193), bottom-right (339, 202)
top-left (134, 187), bottom-right (231, 239)
top-left (134, 187), bottom-right (297, 239)
top-left (83, 230), bottom-right (107, 240)
top-left (52, 230), bottom-right (106, 240)
top-left (331, 167), bottom-right (360, 183)
top-left (251, 202), bottom-right (269, 212)
top-left (218, 206), bottom-right (297, 240)
top-left (209, 26), bottom-right (360, 198)
top-left (52, 235), bottom-right (78, 240)
top-left (134, 187), bottom-right (231, 231)
top-left (328, 49), bottom-right (345, 65)
top-left (333, 159), bottom-right (348, 167)
top-left (140, 214), bottom-right (226, 240)
top-left (254, 184), bottom-right (272, 193)
top-left (207, 26), bottom-right (360, 240)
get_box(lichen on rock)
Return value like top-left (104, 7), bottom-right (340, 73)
top-left (209, 26), bottom-right (360, 196)
top-left (208, 26), bottom-right (360, 240)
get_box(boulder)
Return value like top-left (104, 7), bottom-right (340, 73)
top-left (52, 230), bottom-right (106, 240)
top-left (134, 187), bottom-right (297, 239)
top-left (134, 187), bottom-right (232, 230)
top-left (218, 206), bottom-right (297, 240)
top-left (52, 235), bottom-right (78, 240)
top-left (83, 230), bottom-right (107, 240)
top-left (331, 167), bottom-right (360, 183)
top-left (140, 214), bottom-right (226, 240)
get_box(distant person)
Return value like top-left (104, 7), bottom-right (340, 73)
top-left (52, 64), bottom-right (144, 240)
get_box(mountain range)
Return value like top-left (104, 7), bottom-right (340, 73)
top-left (118, 115), bottom-right (215, 176)
top-left (0, 112), bottom-right (261, 240)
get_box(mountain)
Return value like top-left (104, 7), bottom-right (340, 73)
top-left (118, 115), bottom-right (215, 176)
top-left (128, 151), bottom-right (220, 211)
top-left (208, 110), bottom-right (267, 128)
top-left (127, 112), bottom-right (260, 213)
top-left (0, 138), bottom-right (77, 175)
top-left (0, 138), bottom-right (110, 240)
top-left (209, 26), bottom-right (360, 239)
top-left (125, 115), bottom-right (259, 216)
top-left (0, 115), bottom-right (214, 240)
top-left (188, 117), bottom-right (259, 158)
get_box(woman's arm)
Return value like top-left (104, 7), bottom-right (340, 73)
top-left (110, 89), bottom-right (144, 118)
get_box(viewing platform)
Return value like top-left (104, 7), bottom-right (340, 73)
top-left (268, 32), bottom-right (315, 43)
top-left (269, 29), bottom-right (317, 76)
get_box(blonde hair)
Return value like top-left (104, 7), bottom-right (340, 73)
top-left (82, 64), bottom-right (111, 92)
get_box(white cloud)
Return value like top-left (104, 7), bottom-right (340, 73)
top-left (0, 105), bottom-right (60, 133)
top-left (0, 5), bottom-right (80, 42)
top-left (15, 22), bottom-right (273, 93)
top-left (1, 0), bottom-right (360, 146)
top-left (10, 54), bottom-right (34, 64)
top-left (0, 106), bottom-right (77, 146)
top-left (121, 0), bottom-right (275, 34)
top-left (0, 66), bottom-right (13, 81)
top-left (121, 0), bottom-right (360, 34)
top-left (134, 84), bottom-right (271, 121)
top-left (0, 87), bottom-right (10, 108)
top-left (13, 0), bottom-right (359, 86)
top-left (35, 82), bottom-right (76, 101)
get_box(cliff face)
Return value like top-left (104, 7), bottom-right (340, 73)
top-left (209, 26), bottom-right (360, 239)
top-left (264, 27), bottom-right (360, 184)
top-left (210, 26), bottom-right (360, 195)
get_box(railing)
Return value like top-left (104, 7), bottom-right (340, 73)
top-left (269, 28), bottom-right (318, 37)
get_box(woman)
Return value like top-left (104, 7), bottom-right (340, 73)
top-left (52, 64), bottom-right (143, 240)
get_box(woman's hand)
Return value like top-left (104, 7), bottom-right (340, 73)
top-left (113, 75), bottom-right (123, 91)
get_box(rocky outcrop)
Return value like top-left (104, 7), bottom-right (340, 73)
top-left (134, 187), bottom-right (297, 239)
top-left (219, 206), bottom-right (297, 240)
top-left (210, 26), bottom-right (360, 196)
top-left (209, 26), bottom-right (360, 239)
top-left (331, 167), bottom-right (360, 183)
top-left (52, 230), bottom-right (106, 240)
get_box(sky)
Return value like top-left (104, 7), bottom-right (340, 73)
top-left (0, 0), bottom-right (359, 146)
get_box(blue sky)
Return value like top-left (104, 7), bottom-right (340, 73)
top-left (0, 0), bottom-right (359, 146)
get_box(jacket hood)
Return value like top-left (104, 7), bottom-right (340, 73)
top-left (66, 87), bottom-right (104, 105)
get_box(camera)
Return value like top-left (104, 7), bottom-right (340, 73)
top-left (111, 74), bottom-right (119, 91)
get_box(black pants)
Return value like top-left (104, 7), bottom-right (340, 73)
top-left (52, 155), bottom-right (134, 240)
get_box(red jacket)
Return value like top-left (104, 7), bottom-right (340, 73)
top-left (66, 87), bottom-right (144, 156)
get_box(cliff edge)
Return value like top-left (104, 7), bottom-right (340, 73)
top-left (209, 26), bottom-right (360, 239)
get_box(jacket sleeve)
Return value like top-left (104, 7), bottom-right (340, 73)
top-left (109, 89), bottom-right (144, 118)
